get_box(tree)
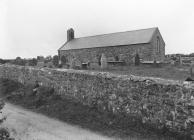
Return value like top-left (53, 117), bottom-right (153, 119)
top-left (37, 56), bottom-right (44, 61)
top-left (14, 57), bottom-right (25, 66)
top-left (135, 53), bottom-right (140, 66)
top-left (29, 58), bottom-right (37, 66)
top-left (52, 55), bottom-right (59, 67)
top-left (16, 57), bottom-right (21, 60)
top-left (189, 53), bottom-right (194, 57)
top-left (0, 59), bottom-right (6, 64)
top-left (45, 55), bottom-right (52, 63)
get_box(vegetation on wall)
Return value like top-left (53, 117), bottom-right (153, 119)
top-left (1, 65), bottom-right (194, 139)
top-left (0, 100), bottom-right (15, 140)
top-left (0, 78), bottom-right (177, 140)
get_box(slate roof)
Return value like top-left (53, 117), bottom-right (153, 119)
top-left (59, 27), bottom-right (158, 51)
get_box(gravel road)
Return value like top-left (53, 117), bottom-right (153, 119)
top-left (1, 103), bottom-right (115, 140)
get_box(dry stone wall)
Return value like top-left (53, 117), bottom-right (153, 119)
top-left (0, 64), bottom-right (194, 137)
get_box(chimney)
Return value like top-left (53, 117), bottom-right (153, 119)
top-left (67, 28), bottom-right (74, 42)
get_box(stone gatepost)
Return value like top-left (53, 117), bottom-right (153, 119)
top-left (101, 53), bottom-right (107, 69)
top-left (190, 65), bottom-right (194, 78)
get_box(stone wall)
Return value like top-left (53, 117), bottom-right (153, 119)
top-left (151, 29), bottom-right (165, 61)
top-left (58, 44), bottom-right (156, 65)
top-left (0, 64), bottom-right (194, 137)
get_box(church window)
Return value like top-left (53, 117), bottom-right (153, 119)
top-left (156, 37), bottom-right (160, 53)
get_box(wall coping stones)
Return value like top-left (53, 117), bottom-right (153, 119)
top-left (0, 64), bottom-right (192, 88)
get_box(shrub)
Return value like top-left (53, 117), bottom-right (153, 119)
top-left (52, 55), bottom-right (59, 67)
top-left (0, 79), bottom-right (22, 96)
top-left (0, 100), bottom-right (15, 140)
top-left (28, 58), bottom-right (37, 66)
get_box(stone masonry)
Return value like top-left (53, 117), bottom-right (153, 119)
top-left (0, 64), bottom-right (194, 137)
top-left (59, 44), bottom-right (157, 65)
top-left (58, 28), bottom-right (165, 66)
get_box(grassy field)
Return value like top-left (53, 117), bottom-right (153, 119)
top-left (95, 64), bottom-right (190, 81)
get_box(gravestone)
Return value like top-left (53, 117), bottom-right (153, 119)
top-left (192, 60), bottom-right (194, 66)
top-left (90, 62), bottom-right (99, 69)
top-left (107, 57), bottom-right (115, 61)
top-left (135, 53), bottom-right (140, 66)
top-left (190, 65), bottom-right (194, 78)
top-left (186, 65), bottom-right (194, 82)
top-left (89, 57), bottom-right (99, 69)
top-left (101, 53), bottom-right (107, 69)
top-left (118, 54), bottom-right (125, 61)
top-left (170, 60), bottom-right (175, 65)
top-left (36, 61), bottom-right (45, 68)
top-left (93, 56), bottom-right (99, 64)
top-left (179, 56), bottom-right (182, 65)
top-left (46, 61), bottom-right (54, 68)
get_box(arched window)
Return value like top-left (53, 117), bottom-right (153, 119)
top-left (156, 37), bottom-right (160, 53)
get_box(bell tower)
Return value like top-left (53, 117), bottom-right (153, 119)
top-left (67, 28), bottom-right (74, 42)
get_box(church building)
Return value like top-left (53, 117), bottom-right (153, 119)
top-left (58, 27), bottom-right (165, 67)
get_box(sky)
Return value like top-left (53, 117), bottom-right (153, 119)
top-left (0, 0), bottom-right (194, 59)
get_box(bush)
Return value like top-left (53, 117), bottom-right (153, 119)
top-left (0, 100), bottom-right (15, 140)
top-left (0, 79), bottom-right (177, 139)
top-left (13, 57), bottom-right (26, 66)
top-left (28, 58), bottom-right (37, 66)
top-left (52, 55), bottom-right (59, 67)
top-left (34, 86), bottom-right (55, 108)
top-left (0, 79), bottom-right (22, 96)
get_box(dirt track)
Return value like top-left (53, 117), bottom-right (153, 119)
top-left (1, 103), bottom-right (115, 140)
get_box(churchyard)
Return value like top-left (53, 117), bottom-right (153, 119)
top-left (67, 56), bottom-right (192, 81)
top-left (95, 64), bottom-right (191, 81)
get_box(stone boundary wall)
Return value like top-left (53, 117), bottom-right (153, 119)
top-left (0, 64), bottom-right (194, 137)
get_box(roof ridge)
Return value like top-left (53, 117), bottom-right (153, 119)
top-left (74, 27), bottom-right (158, 40)
top-left (59, 27), bottom-right (159, 51)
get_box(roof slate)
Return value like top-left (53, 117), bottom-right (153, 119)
top-left (59, 27), bottom-right (157, 51)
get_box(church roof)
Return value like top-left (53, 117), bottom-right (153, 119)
top-left (59, 27), bottom-right (158, 51)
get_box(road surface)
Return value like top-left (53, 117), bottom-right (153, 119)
top-left (1, 103), bottom-right (116, 140)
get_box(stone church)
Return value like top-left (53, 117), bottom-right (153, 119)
top-left (58, 27), bottom-right (165, 67)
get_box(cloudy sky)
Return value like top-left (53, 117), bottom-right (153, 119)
top-left (0, 0), bottom-right (194, 59)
